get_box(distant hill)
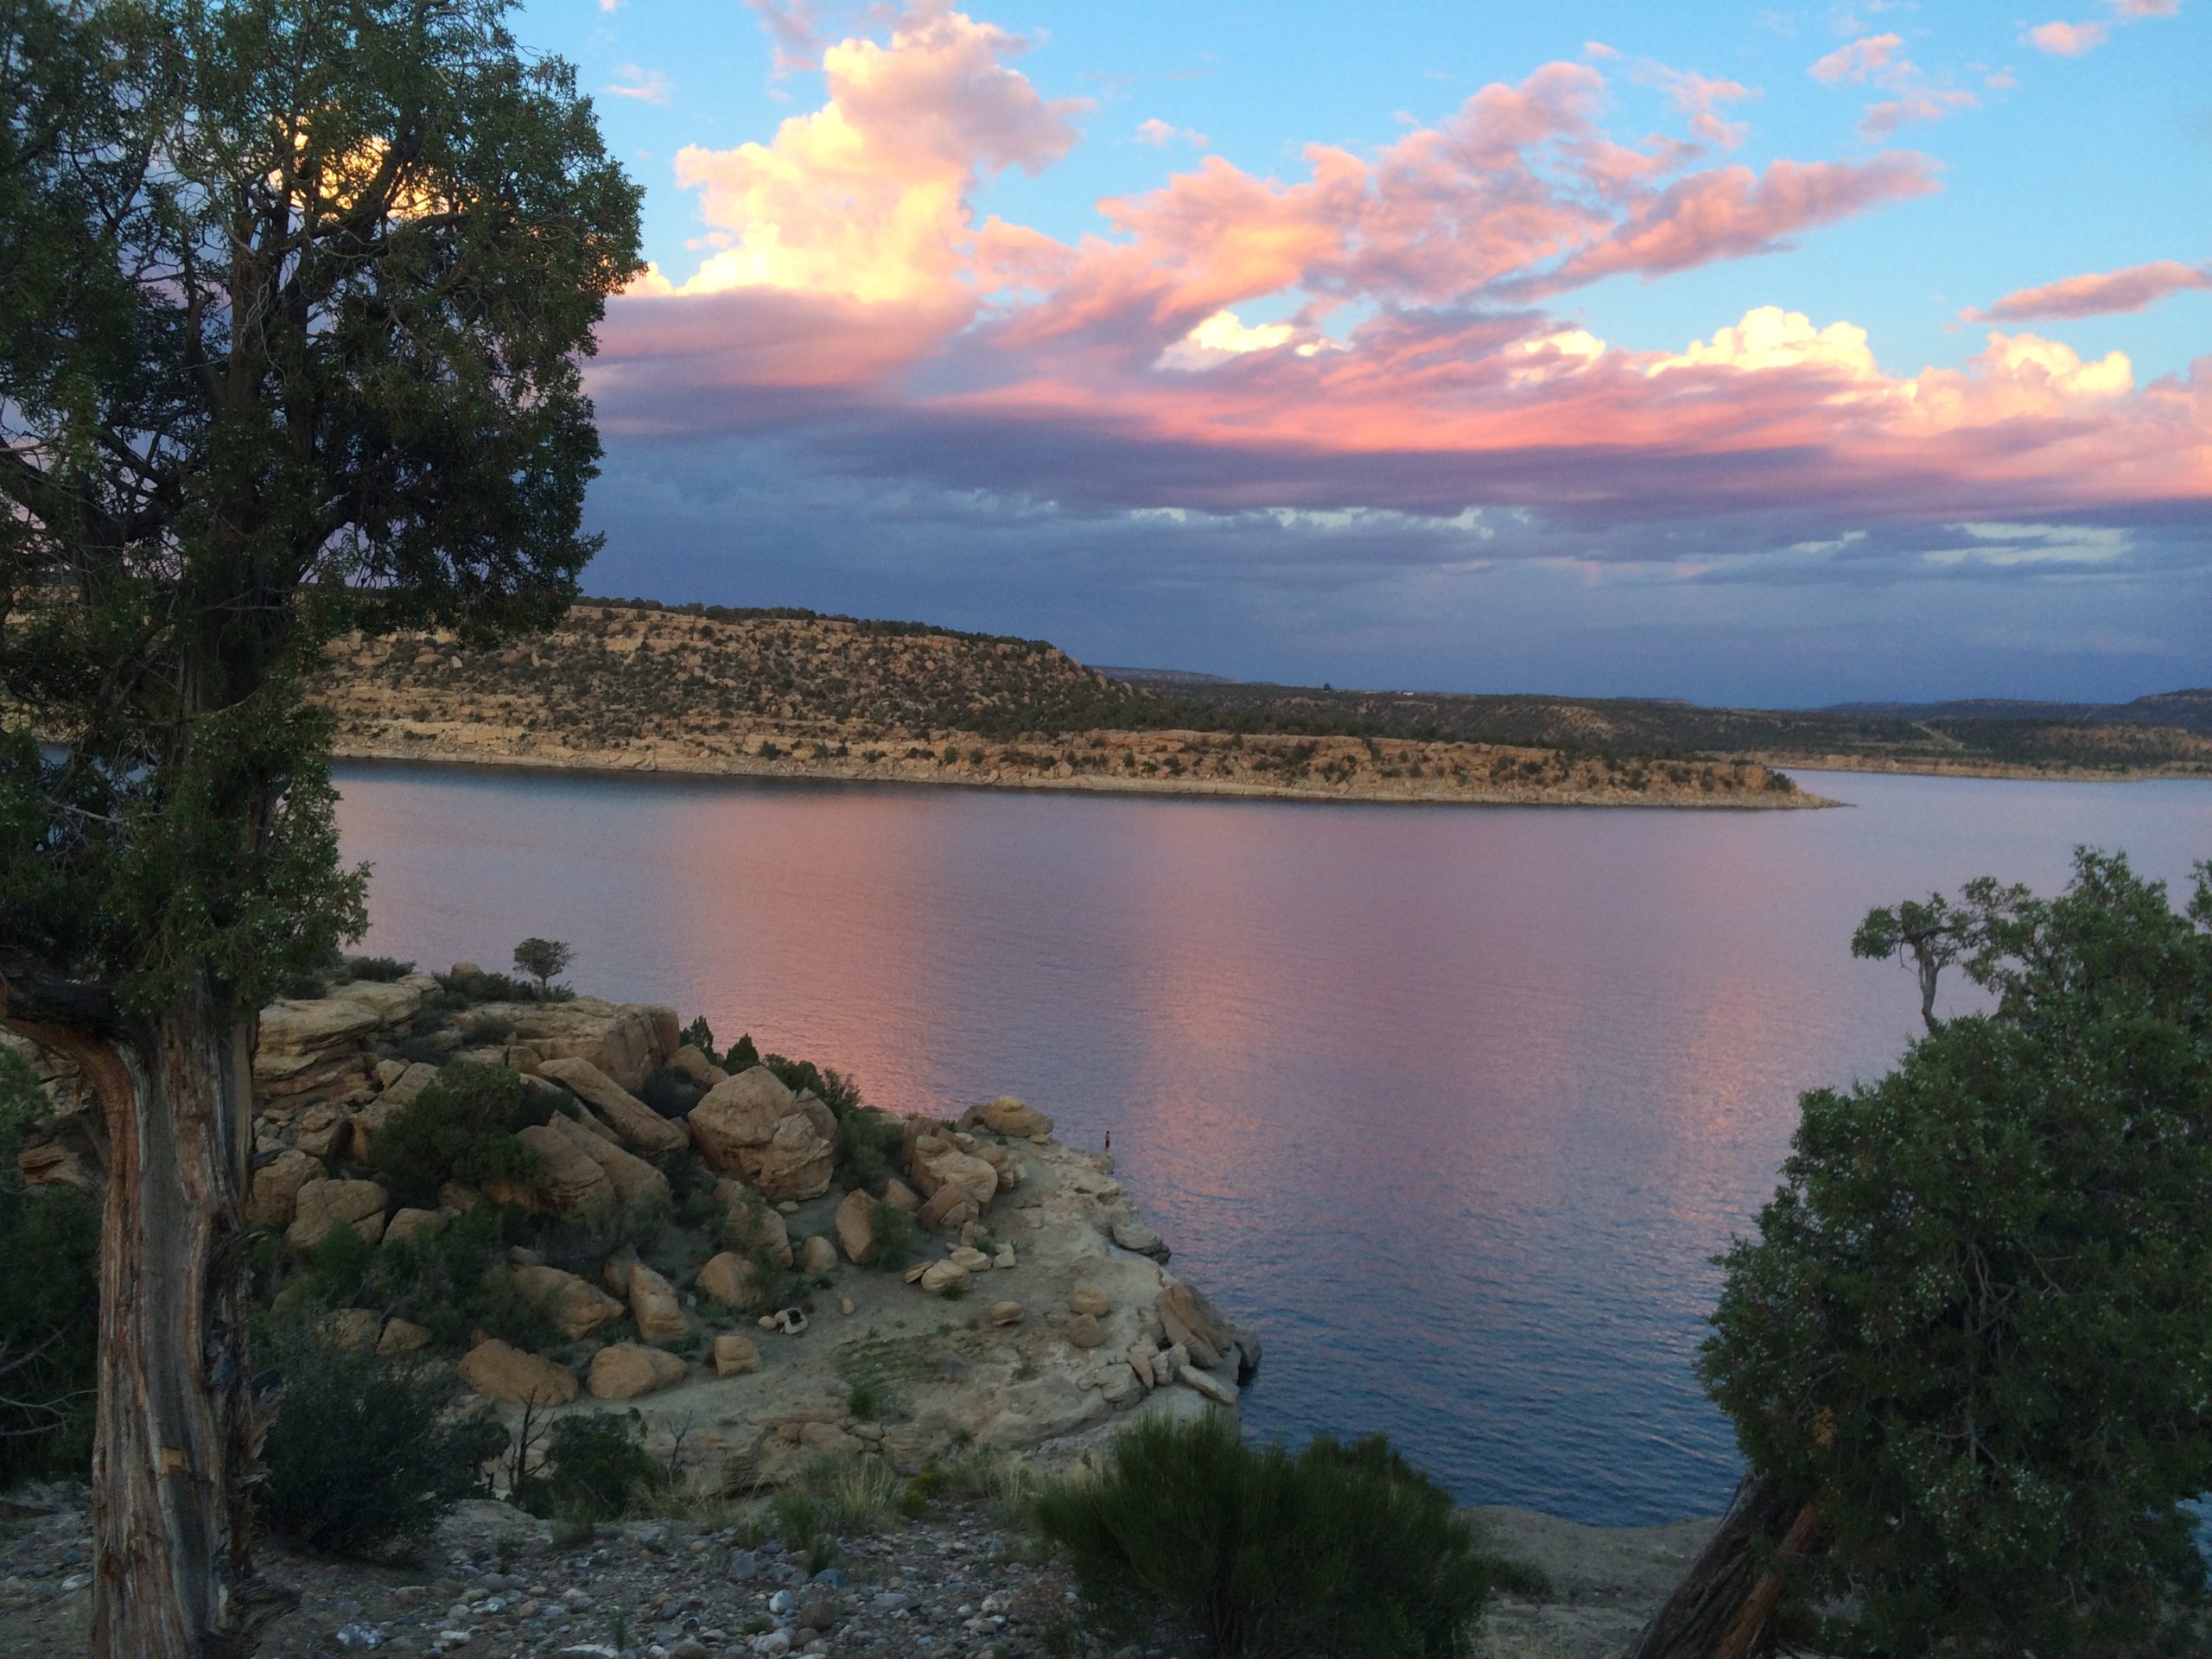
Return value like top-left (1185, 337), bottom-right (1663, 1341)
top-left (1815, 690), bottom-right (2212, 735)
top-left (1091, 665), bottom-right (1239, 686)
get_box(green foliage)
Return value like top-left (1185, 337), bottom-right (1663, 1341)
top-left (374, 1205), bottom-right (552, 1351)
top-left (369, 1061), bottom-right (549, 1205)
top-left (1703, 850), bottom-right (2212, 1658)
top-left (0, 1050), bottom-right (99, 1484)
top-left (638, 1064), bottom-right (703, 1118)
top-left (512, 938), bottom-right (575, 996)
top-left (868, 1198), bottom-right (916, 1273)
top-left (763, 1053), bottom-right (862, 1116)
top-left (435, 965), bottom-right (574, 1005)
top-left (516, 1409), bottom-right (666, 1522)
top-left (678, 1015), bottom-right (716, 1058)
top-left (1034, 1414), bottom-right (1512, 1658)
top-left (299, 1217), bottom-right (376, 1307)
top-left (257, 1324), bottom-right (506, 1559)
top-left (835, 1107), bottom-right (899, 1192)
top-left (341, 955), bottom-right (418, 982)
top-left (727, 1033), bottom-right (760, 1071)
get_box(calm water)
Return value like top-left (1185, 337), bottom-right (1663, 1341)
top-left (333, 763), bottom-right (2212, 1525)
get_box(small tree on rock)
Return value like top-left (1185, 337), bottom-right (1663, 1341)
top-left (512, 938), bottom-right (574, 999)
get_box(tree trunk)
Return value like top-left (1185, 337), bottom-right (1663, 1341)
top-left (1625, 1471), bottom-right (1822, 1659)
top-left (86, 986), bottom-right (290, 1658)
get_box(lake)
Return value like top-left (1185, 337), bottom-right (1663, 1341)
top-left (333, 761), bottom-right (2212, 1526)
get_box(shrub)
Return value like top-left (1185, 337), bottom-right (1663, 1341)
top-left (727, 1033), bottom-right (760, 1071)
top-left (512, 938), bottom-right (575, 998)
top-left (370, 1062), bottom-right (550, 1206)
top-left (868, 1198), bottom-right (916, 1273)
top-left (836, 1108), bottom-right (899, 1192)
top-left (340, 954), bottom-right (417, 982)
top-left (1033, 1414), bottom-right (1512, 1658)
top-left (378, 1205), bottom-right (553, 1352)
top-left (763, 1053), bottom-right (861, 1116)
top-left (0, 1049), bottom-right (99, 1484)
top-left (638, 1064), bottom-right (703, 1118)
top-left (1702, 852), bottom-right (2212, 1657)
top-left (257, 1325), bottom-right (506, 1558)
top-left (677, 1015), bottom-right (716, 1060)
top-left (516, 1409), bottom-right (667, 1521)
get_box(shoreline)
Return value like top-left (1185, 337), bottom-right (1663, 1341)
top-left (329, 738), bottom-right (1840, 811)
top-left (1756, 751), bottom-right (2212, 784)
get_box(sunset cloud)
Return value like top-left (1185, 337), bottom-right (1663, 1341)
top-left (1135, 118), bottom-right (1209, 149)
top-left (2024, 20), bottom-right (2110, 53)
top-left (1808, 33), bottom-right (1904, 83)
top-left (605, 65), bottom-right (673, 105)
top-left (1965, 259), bottom-right (2212, 321)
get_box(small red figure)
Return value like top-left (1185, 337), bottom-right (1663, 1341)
top-left (1104, 1129), bottom-right (1112, 1153)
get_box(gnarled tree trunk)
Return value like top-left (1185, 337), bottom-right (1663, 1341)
top-left (1626, 1471), bottom-right (1822, 1659)
top-left (8, 982), bottom-right (289, 1657)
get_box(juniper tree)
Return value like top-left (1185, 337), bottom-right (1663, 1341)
top-left (1674, 851), bottom-right (2212, 1657)
top-left (0, 0), bottom-right (640, 1651)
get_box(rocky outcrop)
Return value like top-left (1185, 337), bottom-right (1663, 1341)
top-left (512, 1264), bottom-right (624, 1342)
top-left (249, 1148), bottom-right (325, 1229)
top-left (537, 1110), bottom-right (669, 1209)
top-left (964, 1096), bottom-right (1055, 1139)
top-left (690, 1068), bottom-right (837, 1200)
top-left (496, 998), bottom-right (675, 1093)
top-left (1157, 1281), bottom-right (1262, 1384)
top-left (718, 1185), bottom-right (795, 1267)
top-left (588, 1343), bottom-right (687, 1402)
top-left (255, 979), bottom-right (430, 1106)
top-left (460, 1339), bottom-right (577, 1408)
top-left (512, 1122), bottom-right (617, 1215)
top-left (284, 1178), bottom-right (389, 1256)
top-left (537, 1056), bottom-right (688, 1156)
top-left (669, 1044), bottom-right (728, 1089)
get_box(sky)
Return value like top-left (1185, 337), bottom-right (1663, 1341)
top-left (518, 0), bottom-right (2210, 705)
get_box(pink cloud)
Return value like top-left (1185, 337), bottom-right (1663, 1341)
top-left (2024, 20), bottom-right (2111, 53)
top-left (2106, 0), bottom-right (2180, 15)
top-left (1860, 86), bottom-right (1979, 136)
top-left (1965, 259), bottom-right (2212, 321)
top-left (1808, 33), bottom-right (1904, 83)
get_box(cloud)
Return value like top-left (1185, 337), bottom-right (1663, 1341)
top-left (1135, 118), bottom-right (1208, 149)
top-left (2025, 19), bottom-right (2111, 52)
top-left (2105, 0), bottom-right (2180, 16)
top-left (1807, 32), bottom-right (1977, 137)
top-left (746, 0), bottom-right (824, 78)
top-left (1808, 32), bottom-right (1904, 82)
top-left (605, 66), bottom-right (673, 105)
top-left (1633, 62), bottom-right (1761, 149)
top-left (1965, 259), bottom-right (2212, 321)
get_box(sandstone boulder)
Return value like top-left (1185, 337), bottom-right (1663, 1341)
top-left (377, 1318), bottom-right (432, 1356)
top-left (696, 1250), bottom-right (767, 1310)
top-left (284, 1179), bottom-right (388, 1256)
top-left (587, 1343), bottom-right (686, 1401)
top-left (917, 1185), bottom-right (978, 1236)
top-left (512, 1264), bottom-right (624, 1342)
top-left (460, 1339), bottom-right (576, 1408)
top-left (918, 1261), bottom-right (969, 1295)
top-left (1110, 1217), bottom-right (1168, 1259)
top-left (690, 1069), bottom-right (836, 1200)
top-left (1158, 1281), bottom-right (1262, 1383)
top-left (717, 1185), bottom-right (795, 1268)
top-left (832, 1189), bottom-right (877, 1265)
top-left (383, 1206), bottom-right (448, 1248)
top-left (881, 1176), bottom-right (920, 1213)
top-left (713, 1333), bottom-right (761, 1376)
top-left (491, 999), bottom-right (671, 1093)
top-left (540, 1110), bottom-right (670, 1209)
top-left (1070, 1287), bottom-right (1111, 1319)
top-left (800, 1235), bottom-right (837, 1275)
top-left (538, 1056), bottom-right (689, 1156)
top-left (968, 1096), bottom-right (1054, 1139)
top-left (321, 1308), bottom-right (383, 1354)
top-left (670, 1044), bottom-right (728, 1089)
top-left (990, 1301), bottom-right (1024, 1327)
top-left (947, 1247), bottom-right (991, 1273)
top-left (906, 1128), bottom-right (999, 1211)
top-left (1067, 1313), bottom-right (1107, 1349)
top-left (1181, 1364), bottom-right (1238, 1408)
top-left (513, 1122), bottom-right (616, 1215)
top-left (292, 1104), bottom-right (347, 1160)
top-left (627, 1262), bottom-right (688, 1345)
top-left (249, 1149), bottom-right (324, 1229)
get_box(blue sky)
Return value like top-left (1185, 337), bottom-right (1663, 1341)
top-left (518, 0), bottom-right (2209, 703)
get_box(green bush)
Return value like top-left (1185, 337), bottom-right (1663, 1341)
top-left (726, 1033), bottom-right (760, 1071)
top-left (0, 1049), bottom-right (99, 1484)
top-left (370, 1061), bottom-right (550, 1205)
top-left (257, 1325), bottom-right (506, 1558)
top-left (340, 954), bottom-right (417, 982)
top-left (762, 1053), bottom-right (861, 1116)
top-left (1033, 1414), bottom-right (1513, 1658)
top-left (868, 1198), bottom-right (916, 1272)
top-left (516, 1409), bottom-right (666, 1521)
top-left (378, 1206), bottom-right (552, 1351)
top-left (836, 1108), bottom-right (899, 1192)
top-left (1703, 852), bottom-right (2212, 1657)
top-left (638, 1064), bottom-right (703, 1118)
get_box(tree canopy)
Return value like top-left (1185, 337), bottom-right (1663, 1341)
top-left (1702, 849), bottom-right (2212, 1656)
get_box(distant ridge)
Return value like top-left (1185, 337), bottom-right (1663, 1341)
top-left (1814, 689), bottom-right (2212, 735)
top-left (1090, 665), bottom-right (1239, 686)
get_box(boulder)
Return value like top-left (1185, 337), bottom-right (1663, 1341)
top-left (690, 1069), bottom-right (836, 1200)
top-left (1181, 1365), bottom-right (1238, 1408)
top-left (513, 1122), bottom-right (616, 1215)
top-left (696, 1250), bottom-right (766, 1310)
top-left (1110, 1216), bottom-right (1168, 1259)
top-left (800, 1235), bottom-right (836, 1275)
top-left (1070, 1287), bottom-right (1111, 1319)
top-left (284, 1179), bottom-right (388, 1256)
top-left (248, 1148), bottom-right (324, 1229)
top-left (990, 1301), bottom-right (1024, 1327)
top-left (540, 1110), bottom-right (670, 1209)
top-left (717, 1185), bottom-right (795, 1267)
top-left (712, 1333), bottom-right (761, 1376)
top-left (947, 1247), bottom-right (991, 1273)
top-left (512, 1263), bottom-right (624, 1342)
top-left (538, 1057), bottom-right (689, 1156)
top-left (670, 1044), bottom-right (728, 1089)
top-left (832, 1189), bottom-right (877, 1265)
top-left (587, 1343), bottom-right (686, 1401)
top-left (918, 1261), bottom-right (969, 1295)
top-left (383, 1206), bottom-right (448, 1248)
top-left (492, 999), bottom-right (671, 1093)
top-left (321, 1308), bottom-right (383, 1354)
top-left (1158, 1281), bottom-right (1262, 1383)
top-left (992, 1244), bottom-right (1016, 1269)
top-left (626, 1262), bottom-right (688, 1346)
top-left (906, 1129), bottom-right (999, 1211)
top-left (881, 1176), bottom-right (920, 1213)
top-left (291, 1104), bottom-right (347, 1160)
top-left (460, 1339), bottom-right (576, 1408)
top-left (968, 1096), bottom-right (1055, 1139)
top-left (917, 1185), bottom-right (978, 1236)
top-left (379, 1060), bottom-right (440, 1109)
top-left (377, 1318), bottom-right (432, 1355)
top-left (1067, 1313), bottom-right (1107, 1349)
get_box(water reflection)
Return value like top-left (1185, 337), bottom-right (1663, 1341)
top-left (335, 762), bottom-right (2212, 1522)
